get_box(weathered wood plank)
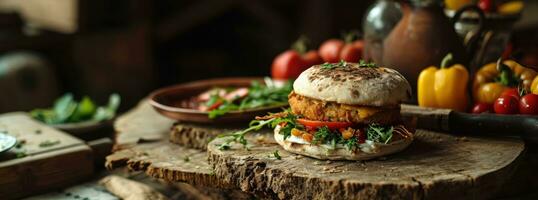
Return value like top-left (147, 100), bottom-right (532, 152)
top-left (0, 113), bottom-right (93, 200)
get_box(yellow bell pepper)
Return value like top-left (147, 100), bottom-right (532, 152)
top-left (418, 53), bottom-right (469, 111)
top-left (445, 0), bottom-right (471, 10)
top-left (473, 59), bottom-right (537, 103)
top-left (498, 1), bottom-right (524, 15)
top-left (532, 76), bottom-right (538, 95)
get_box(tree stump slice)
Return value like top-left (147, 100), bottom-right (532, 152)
top-left (106, 141), bottom-right (222, 186)
top-left (170, 123), bottom-right (242, 150)
top-left (107, 99), bottom-right (255, 199)
top-left (208, 129), bottom-right (525, 200)
top-left (108, 100), bottom-right (221, 186)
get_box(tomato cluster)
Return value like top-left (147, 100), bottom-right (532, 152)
top-left (319, 39), bottom-right (363, 63)
top-left (472, 88), bottom-right (538, 115)
top-left (271, 35), bottom-right (364, 80)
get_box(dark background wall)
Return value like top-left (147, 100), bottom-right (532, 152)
top-left (0, 0), bottom-right (536, 112)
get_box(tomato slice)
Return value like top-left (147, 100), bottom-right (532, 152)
top-left (296, 118), bottom-right (353, 130)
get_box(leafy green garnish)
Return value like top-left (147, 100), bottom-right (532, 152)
top-left (215, 111), bottom-right (298, 150)
top-left (321, 60), bottom-right (348, 69)
top-left (208, 79), bottom-right (292, 119)
top-left (366, 123), bottom-right (393, 144)
top-left (31, 93), bottom-right (121, 124)
top-left (312, 126), bottom-right (333, 145)
top-left (208, 102), bottom-right (239, 119)
top-left (344, 136), bottom-right (359, 151)
top-left (358, 60), bottom-right (377, 68)
top-left (271, 111), bottom-right (299, 140)
top-left (216, 118), bottom-right (276, 150)
top-left (16, 151), bottom-right (27, 158)
top-left (39, 140), bottom-right (61, 148)
top-left (93, 94), bottom-right (121, 121)
top-left (272, 150), bottom-right (281, 160)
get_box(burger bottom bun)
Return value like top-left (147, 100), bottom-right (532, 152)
top-left (274, 125), bottom-right (413, 161)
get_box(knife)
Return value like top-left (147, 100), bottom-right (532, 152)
top-left (401, 104), bottom-right (538, 143)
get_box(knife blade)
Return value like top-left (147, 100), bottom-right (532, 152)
top-left (401, 104), bottom-right (538, 143)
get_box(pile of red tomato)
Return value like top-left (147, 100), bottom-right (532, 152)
top-left (271, 35), bottom-right (364, 80)
top-left (472, 88), bottom-right (538, 115)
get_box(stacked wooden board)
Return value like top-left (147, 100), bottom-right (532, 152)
top-left (106, 100), bottom-right (528, 199)
top-left (0, 113), bottom-right (94, 200)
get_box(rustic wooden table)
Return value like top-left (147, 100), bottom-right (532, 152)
top-left (106, 100), bottom-right (534, 200)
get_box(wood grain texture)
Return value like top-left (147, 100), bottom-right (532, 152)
top-left (108, 99), bottom-right (254, 199)
top-left (208, 129), bottom-right (525, 200)
top-left (113, 100), bottom-right (174, 151)
top-left (106, 141), bottom-right (219, 186)
top-left (170, 123), bottom-right (242, 150)
top-left (0, 112), bottom-right (93, 200)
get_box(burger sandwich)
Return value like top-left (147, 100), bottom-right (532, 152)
top-left (218, 61), bottom-right (414, 161)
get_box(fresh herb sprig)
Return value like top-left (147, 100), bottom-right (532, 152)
top-left (269, 150), bottom-right (282, 160)
top-left (216, 118), bottom-right (275, 150)
top-left (366, 123), bottom-right (393, 144)
top-left (208, 79), bottom-right (292, 119)
top-left (321, 60), bottom-right (348, 69)
top-left (215, 111), bottom-right (298, 150)
top-left (358, 60), bottom-right (376, 68)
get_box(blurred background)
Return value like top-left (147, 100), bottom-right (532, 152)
top-left (0, 0), bottom-right (536, 112)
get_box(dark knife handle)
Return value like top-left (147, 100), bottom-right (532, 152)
top-left (450, 112), bottom-right (538, 143)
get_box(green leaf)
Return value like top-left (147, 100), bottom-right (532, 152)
top-left (208, 79), bottom-right (292, 118)
top-left (358, 60), bottom-right (376, 68)
top-left (366, 124), bottom-right (394, 144)
top-left (68, 96), bottom-right (96, 122)
top-left (53, 93), bottom-right (77, 123)
top-left (273, 150), bottom-right (281, 160)
top-left (312, 126), bottom-right (332, 144)
top-left (215, 118), bottom-right (276, 149)
top-left (92, 93), bottom-right (121, 121)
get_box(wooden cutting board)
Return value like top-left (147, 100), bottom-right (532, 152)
top-left (0, 112), bottom-right (93, 200)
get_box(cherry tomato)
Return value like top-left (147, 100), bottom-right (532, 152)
top-left (352, 40), bottom-right (364, 49)
top-left (500, 88), bottom-right (520, 100)
top-left (519, 94), bottom-right (538, 115)
top-left (302, 50), bottom-right (323, 67)
top-left (471, 103), bottom-right (493, 114)
top-left (271, 50), bottom-right (307, 80)
top-left (296, 118), bottom-right (353, 130)
top-left (478, 0), bottom-right (494, 12)
top-left (340, 44), bottom-right (362, 62)
top-left (319, 39), bottom-right (345, 63)
top-left (494, 95), bottom-right (519, 114)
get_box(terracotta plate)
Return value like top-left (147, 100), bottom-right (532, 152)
top-left (149, 77), bottom-right (288, 123)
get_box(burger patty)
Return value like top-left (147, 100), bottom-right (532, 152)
top-left (288, 91), bottom-right (401, 124)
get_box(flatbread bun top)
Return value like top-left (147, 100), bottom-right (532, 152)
top-left (293, 63), bottom-right (412, 107)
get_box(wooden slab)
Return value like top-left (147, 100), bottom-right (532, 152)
top-left (107, 99), bottom-right (254, 199)
top-left (0, 112), bottom-right (93, 200)
top-left (113, 100), bottom-right (174, 151)
top-left (106, 141), bottom-right (222, 186)
top-left (207, 129), bottom-right (525, 200)
top-left (170, 123), bottom-right (242, 150)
